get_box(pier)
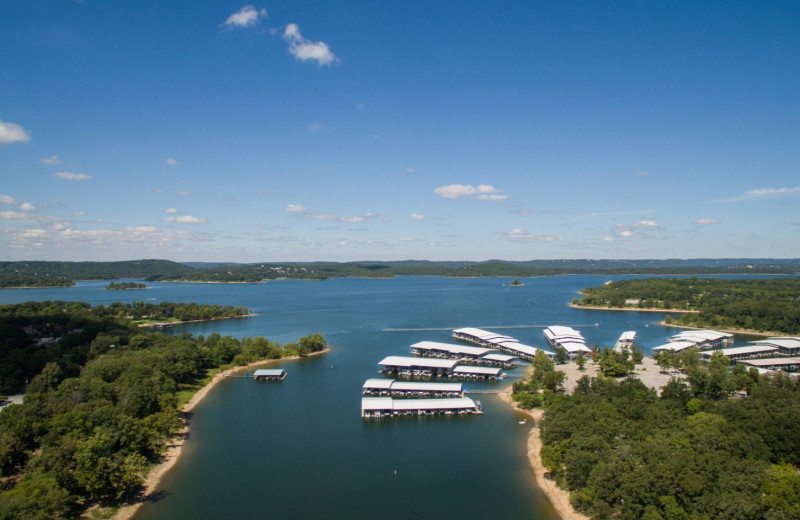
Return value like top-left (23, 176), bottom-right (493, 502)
top-left (254, 368), bottom-right (287, 381)
top-left (363, 379), bottom-right (464, 398)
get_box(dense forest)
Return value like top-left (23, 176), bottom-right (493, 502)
top-left (513, 350), bottom-right (800, 520)
top-left (2, 258), bottom-right (799, 287)
top-left (0, 301), bottom-right (325, 519)
top-left (573, 277), bottom-right (800, 334)
top-left (0, 301), bottom-right (251, 395)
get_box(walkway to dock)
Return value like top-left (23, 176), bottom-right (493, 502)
top-left (383, 324), bottom-right (599, 332)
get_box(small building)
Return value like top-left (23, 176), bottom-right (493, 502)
top-left (254, 368), bottom-right (287, 381)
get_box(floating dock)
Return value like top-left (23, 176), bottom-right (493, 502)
top-left (613, 331), bottom-right (637, 352)
top-left (543, 325), bottom-right (592, 357)
top-left (410, 341), bottom-right (519, 368)
top-left (361, 397), bottom-right (482, 418)
top-left (362, 379), bottom-right (464, 398)
top-left (452, 327), bottom-right (553, 360)
top-left (253, 368), bottom-right (287, 381)
top-left (378, 356), bottom-right (504, 380)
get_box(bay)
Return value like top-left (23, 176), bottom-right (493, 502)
top-left (0, 275), bottom-right (770, 519)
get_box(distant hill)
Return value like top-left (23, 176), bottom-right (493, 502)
top-left (1, 258), bottom-right (798, 287)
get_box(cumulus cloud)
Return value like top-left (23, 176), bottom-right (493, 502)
top-left (71, 211), bottom-right (86, 217)
top-left (0, 195), bottom-right (17, 205)
top-left (503, 229), bottom-right (556, 242)
top-left (52, 171), bottom-right (92, 181)
top-left (223, 5), bottom-right (267, 28)
top-left (0, 120), bottom-right (30, 145)
top-left (165, 208), bottom-right (179, 214)
top-left (164, 215), bottom-right (207, 224)
top-left (714, 186), bottom-right (800, 203)
top-left (20, 203), bottom-right (36, 212)
top-left (286, 204), bottom-right (308, 212)
top-left (433, 184), bottom-right (506, 200)
top-left (410, 214), bottom-right (425, 221)
top-left (283, 23), bottom-right (338, 66)
top-left (619, 230), bottom-right (634, 238)
top-left (166, 158), bottom-right (178, 165)
top-left (695, 218), bottom-right (720, 225)
top-left (636, 219), bottom-right (658, 228)
top-left (39, 155), bottom-right (62, 165)
top-left (341, 216), bottom-right (365, 223)
top-left (1, 211), bottom-right (27, 220)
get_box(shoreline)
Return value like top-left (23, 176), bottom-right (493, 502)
top-left (136, 313), bottom-right (257, 328)
top-left (657, 321), bottom-right (784, 337)
top-left (497, 389), bottom-right (590, 520)
top-left (569, 303), bottom-right (698, 313)
top-left (112, 348), bottom-right (329, 520)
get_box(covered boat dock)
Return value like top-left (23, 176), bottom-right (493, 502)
top-left (362, 379), bottom-right (464, 398)
top-left (378, 356), bottom-right (458, 377)
top-left (361, 397), bottom-right (482, 418)
top-left (253, 368), bottom-right (287, 381)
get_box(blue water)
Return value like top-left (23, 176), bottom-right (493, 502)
top-left (0, 275), bottom-right (775, 519)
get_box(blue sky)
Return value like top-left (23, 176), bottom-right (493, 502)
top-left (2, 1), bottom-right (799, 262)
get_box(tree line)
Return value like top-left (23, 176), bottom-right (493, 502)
top-left (0, 301), bottom-right (325, 519)
top-left (574, 276), bottom-right (800, 334)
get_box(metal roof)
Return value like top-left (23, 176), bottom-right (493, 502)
top-left (452, 366), bottom-right (502, 376)
top-left (496, 341), bottom-right (547, 357)
top-left (452, 327), bottom-right (517, 342)
top-left (700, 345), bottom-right (778, 357)
top-left (362, 379), bottom-right (463, 392)
top-left (481, 353), bottom-right (517, 362)
top-left (253, 369), bottom-right (286, 376)
top-left (378, 356), bottom-right (458, 369)
top-left (653, 341), bottom-right (697, 352)
top-left (361, 397), bottom-right (478, 411)
top-left (411, 341), bottom-right (491, 357)
top-left (739, 357), bottom-right (800, 367)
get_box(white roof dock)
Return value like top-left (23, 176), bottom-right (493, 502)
top-left (739, 357), bottom-right (800, 370)
top-left (495, 340), bottom-right (550, 360)
top-left (452, 366), bottom-right (503, 377)
top-left (452, 327), bottom-right (518, 344)
top-left (481, 353), bottom-right (518, 363)
top-left (253, 368), bottom-right (286, 377)
top-left (559, 341), bottom-right (593, 354)
top-left (618, 331), bottom-right (637, 343)
top-left (668, 330), bottom-right (734, 349)
top-left (653, 340), bottom-right (698, 353)
top-left (378, 356), bottom-right (459, 369)
top-left (543, 326), bottom-right (585, 344)
top-left (361, 397), bottom-right (481, 417)
top-left (748, 337), bottom-right (800, 355)
top-left (700, 345), bottom-right (779, 361)
top-left (362, 379), bottom-right (463, 393)
top-left (410, 341), bottom-right (492, 357)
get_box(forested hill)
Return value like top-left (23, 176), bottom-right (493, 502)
top-left (1, 258), bottom-right (799, 287)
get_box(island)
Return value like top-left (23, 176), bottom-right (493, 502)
top-left (106, 281), bottom-right (147, 290)
top-left (0, 300), bottom-right (327, 519)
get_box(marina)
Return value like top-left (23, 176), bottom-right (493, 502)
top-left (362, 379), bottom-right (465, 398)
top-left (452, 327), bottom-right (554, 360)
top-left (543, 325), bottom-right (593, 357)
top-left (253, 368), bottom-right (287, 381)
top-left (410, 340), bottom-right (519, 368)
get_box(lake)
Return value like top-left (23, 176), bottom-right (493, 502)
top-left (0, 275), bottom-right (767, 519)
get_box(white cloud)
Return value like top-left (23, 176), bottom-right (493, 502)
top-left (405, 168), bottom-right (416, 173)
top-left (434, 184), bottom-right (505, 200)
top-left (0, 120), bottom-right (30, 145)
top-left (503, 229), bottom-right (556, 242)
top-left (307, 122), bottom-right (327, 133)
top-left (399, 237), bottom-right (414, 242)
top-left (20, 202), bottom-right (36, 212)
top-left (52, 171), bottom-right (92, 181)
top-left (223, 5), bottom-right (267, 28)
top-left (619, 230), bottom-right (634, 238)
top-left (164, 215), bottom-right (207, 224)
top-left (71, 211), bottom-right (86, 217)
top-left (715, 186), bottom-right (800, 203)
top-left (341, 216), bottom-right (365, 223)
top-left (286, 204), bottom-right (308, 212)
top-left (695, 218), bottom-right (720, 225)
top-left (410, 214), bottom-right (425, 221)
top-left (283, 23), bottom-right (338, 66)
top-left (39, 155), bottom-right (62, 165)
top-left (1, 211), bottom-right (26, 220)
top-left (636, 219), bottom-right (658, 228)
top-left (166, 158), bottom-right (178, 165)
top-left (165, 208), bottom-right (179, 214)
top-left (0, 195), bottom-right (17, 205)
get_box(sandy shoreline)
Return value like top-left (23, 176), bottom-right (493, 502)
top-left (497, 389), bottom-right (590, 520)
top-left (570, 303), bottom-right (698, 313)
top-left (112, 349), bottom-right (329, 520)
